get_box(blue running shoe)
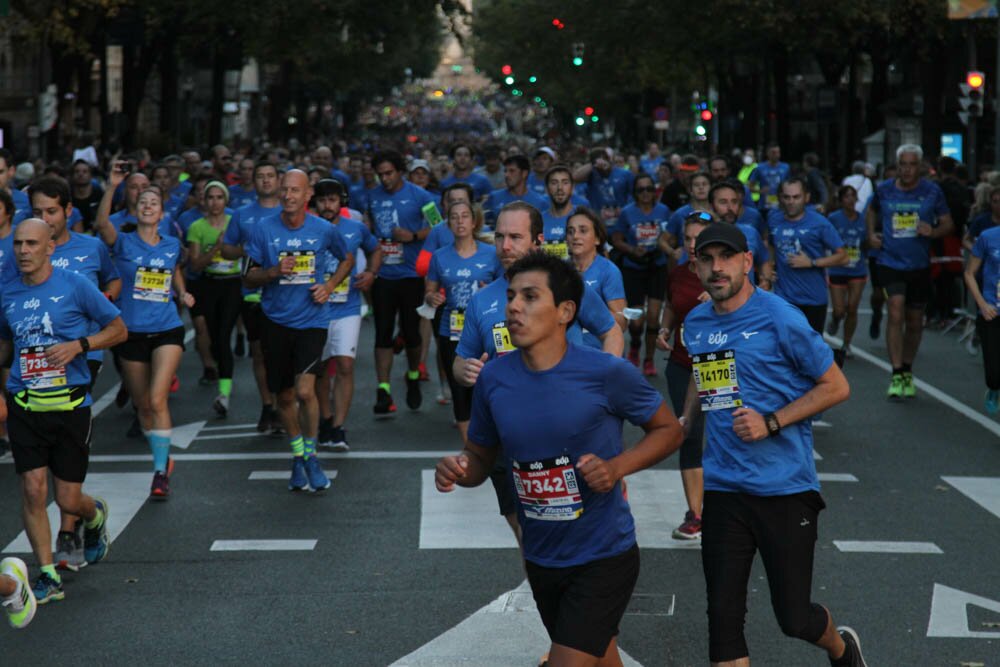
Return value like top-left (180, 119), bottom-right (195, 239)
top-left (288, 457), bottom-right (309, 492)
top-left (83, 498), bottom-right (110, 564)
top-left (304, 456), bottom-right (331, 492)
top-left (31, 572), bottom-right (64, 605)
top-left (986, 389), bottom-right (999, 415)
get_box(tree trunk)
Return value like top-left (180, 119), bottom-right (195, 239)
top-left (209, 44), bottom-right (225, 145)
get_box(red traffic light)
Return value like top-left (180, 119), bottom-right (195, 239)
top-left (700, 109), bottom-right (714, 121)
top-left (552, 18), bottom-right (565, 29)
top-left (584, 106), bottom-right (594, 116)
top-left (967, 70), bottom-right (986, 90)
top-left (501, 64), bottom-right (512, 76)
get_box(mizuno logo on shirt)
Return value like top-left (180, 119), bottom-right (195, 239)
top-left (586, 280), bottom-right (597, 286)
top-left (306, 239), bottom-right (318, 245)
top-left (344, 233), bottom-right (355, 239)
top-left (74, 255), bottom-right (89, 262)
top-left (741, 331), bottom-right (759, 339)
top-left (475, 263), bottom-right (486, 269)
top-left (165, 253), bottom-right (176, 258)
top-left (49, 296), bottom-right (64, 303)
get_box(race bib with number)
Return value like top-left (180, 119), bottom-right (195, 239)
top-left (543, 241), bottom-right (568, 260)
top-left (491, 320), bottom-right (516, 356)
top-left (134, 266), bottom-right (172, 302)
top-left (278, 251), bottom-right (316, 285)
top-left (206, 250), bottom-right (239, 275)
top-left (381, 240), bottom-right (403, 265)
top-left (845, 245), bottom-right (861, 267)
top-left (512, 455), bottom-right (583, 521)
top-left (635, 222), bottom-right (660, 247)
top-left (449, 310), bottom-right (465, 341)
top-left (891, 211), bottom-right (919, 238)
top-left (766, 193), bottom-right (779, 207)
top-left (19, 347), bottom-right (67, 389)
top-left (691, 349), bottom-right (742, 411)
top-left (323, 272), bottom-right (351, 303)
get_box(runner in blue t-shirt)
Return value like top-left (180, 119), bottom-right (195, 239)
top-left (540, 165), bottom-right (577, 260)
top-left (436, 251), bottom-right (680, 665)
top-left (96, 165), bottom-right (194, 500)
top-left (665, 171), bottom-right (712, 259)
top-left (0, 219), bottom-right (125, 604)
top-left (679, 222), bottom-right (864, 667)
top-left (311, 179), bottom-right (381, 453)
top-left (708, 179), bottom-right (773, 289)
top-left (611, 174), bottom-right (672, 375)
top-left (0, 189), bottom-right (15, 284)
top-left (425, 201), bottom-right (500, 440)
top-left (768, 178), bottom-right (847, 333)
top-left (967, 226), bottom-right (1000, 413)
top-left (866, 144), bottom-right (954, 399)
top-left (573, 148), bottom-right (634, 220)
top-left (567, 207), bottom-right (626, 349)
top-left (825, 185), bottom-right (869, 364)
top-left (748, 143), bottom-right (790, 212)
top-left (228, 157), bottom-right (257, 209)
top-left (482, 155), bottom-right (549, 227)
top-left (244, 170), bottom-right (351, 493)
top-left (440, 144), bottom-right (492, 201)
top-left (526, 146), bottom-right (556, 197)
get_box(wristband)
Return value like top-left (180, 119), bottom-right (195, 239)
top-left (78, 337), bottom-right (91, 354)
top-left (764, 412), bottom-right (781, 437)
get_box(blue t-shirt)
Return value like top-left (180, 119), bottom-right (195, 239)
top-left (468, 344), bottom-right (662, 567)
top-left (244, 213), bottom-right (347, 329)
top-left (870, 179), bottom-right (950, 271)
top-left (428, 243), bottom-right (501, 338)
top-left (640, 155), bottom-right (664, 177)
top-left (749, 161), bottom-right (791, 210)
top-left (737, 206), bottom-right (767, 241)
top-left (110, 232), bottom-right (184, 333)
top-left (222, 200), bottom-right (281, 300)
top-left (367, 181), bottom-right (436, 280)
top-left (826, 210), bottom-right (867, 278)
top-left (0, 268), bottom-right (120, 401)
top-left (581, 255), bottom-right (625, 349)
top-left (666, 204), bottom-right (696, 241)
top-left (967, 212), bottom-right (998, 243)
top-left (0, 234), bottom-right (13, 283)
top-left (323, 217), bottom-right (378, 320)
top-left (483, 188), bottom-right (549, 226)
top-left (682, 289), bottom-right (833, 495)
top-left (456, 276), bottom-right (616, 360)
top-left (422, 223), bottom-right (454, 256)
top-left (9, 189), bottom-right (30, 221)
top-left (617, 202), bottom-right (671, 269)
top-left (441, 172), bottom-right (493, 200)
top-left (228, 184), bottom-right (257, 210)
top-left (109, 210), bottom-right (179, 239)
top-left (972, 226), bottom-right (1000, 312)
top-left (541, 210), bottom-right (571, 259)
top-left (349, 184), bottom-right (377, 213)
top-left (584, 167), bottom-right (634, 210)
top-left (526, 172), bottom-right (548, 197)
top-left (769, 210), bottom-right (844, 306)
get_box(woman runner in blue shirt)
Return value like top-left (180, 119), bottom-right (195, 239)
top-left (567, 206), bottom-right (626, 349)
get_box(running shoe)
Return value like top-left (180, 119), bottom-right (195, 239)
top-left (902, 372), bottom-right (916, 399)
top-left (114, 382), bottom-right (129, 408)
top-left (868, 310), bottom-right (882, 339)
top-left (150, 471), bottom-right (170, 500)
top-left (256, 405), bottom-right (272, 433)
top-left (1, 557), bottom-right (36, 628)
top-left (212, 394), bottom-right (229, 418)
top-left (0, 439), bottom-right (10, 460)
top-left (985, 389), bottom-right (999, 415)
top-left (374, 387), bottom-right (396, 416)
top-left (31, 572), bottom-right (63, 606)
top-left (825, 317), bottom-right (839, 336)
top-left (288, 457), bottom-right (309, 492)
top-left (303, 456), bottom-right (331, 492)
top-left (627, 346), bottom-right (640, 367)
top-left (317, 419), bottom-right (335, 449)
top-left (198, 367), bottom-right (218, 386)
top-left (642, 359), bottom-right (656, 377)
top-left (234, 333), bottom-right (246, 358)
top-left (887, 374), bottom-right (904, 400)
top-left (169, 375), bottom-right (180, 393)
top-left (435, 392), bottom-right (452, 406)
top-left (836, 626), bottom-right (868, 667)
top-left (54, 525), bottom-right (87, 572)
top-left (83, 498), bottom-right (110, 564)
top-left (329, 426), bottom-right (349, 453)
top-left (418, 362), bottom-right (430, 381)
top-left (406, 375), bottom-right (422, 410)
top-left (672, 511), bottom-right (702, 540)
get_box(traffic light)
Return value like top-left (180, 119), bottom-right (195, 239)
top-left (700, 109), bottom-right (714, 122)
top-left (552, 18), bottom-right (565, 29)
top-left (572, 43), bottom-right (584, 67)
top-left (501, 64), bottom-right (512, 76)
top-left (968, 70), bottom-right (985, 117)
top-left (584, 106), bottom-right (594, 116)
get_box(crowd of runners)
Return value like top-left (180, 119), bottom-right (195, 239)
top-left (0, 130), bottom-right (994, 667)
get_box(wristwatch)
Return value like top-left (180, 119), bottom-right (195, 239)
top-left (78, 337), bottom-right (91, 353)
top-left (763, 412), bottom-right (781, 437)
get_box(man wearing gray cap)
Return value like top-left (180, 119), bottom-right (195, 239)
top-left (527, 146), bottom-right (557, 196)
top-left (679, 224), bottom-right (865, 667)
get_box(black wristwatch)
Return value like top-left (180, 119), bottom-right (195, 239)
top-left (78, 337), bottom-right (90, 353)
top-left (763, 412), bottom-right (781, 437)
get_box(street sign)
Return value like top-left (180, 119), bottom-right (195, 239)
top-left (941, 133), bottom-right (963, 162)
top-left (652, 106), bottom-right (668, 121)
top-left (653, 120), bottom-right (669, 130)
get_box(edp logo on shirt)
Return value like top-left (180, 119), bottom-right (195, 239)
top-left (708, 331), bottom-right (728, 345)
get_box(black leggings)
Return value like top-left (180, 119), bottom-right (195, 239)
top-left (979, 315), bottom-right (1000, 391)
top-left (792, 303), bottom-right (827, 334)
top-left (372, 277), bottom-right (423, 350)
top-left (198, 277), bottom-right (242, 379)
top-left (436, 336), bottom-right (472, 422)
top-left (664, 360), bottom-right (704, 470)
top-left (702, 490), bottom-right (829, 662)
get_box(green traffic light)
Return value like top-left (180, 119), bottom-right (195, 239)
top-left (572, 57), bottom-right (583, 66)
top-left (575, 117), bottom-right (585, 126)
top-left (504, 76), bottom-right (514, 85)
top-left (529, 76), bottom-right (537, 83)
top-left (591, 115), bottom-right (599, 122)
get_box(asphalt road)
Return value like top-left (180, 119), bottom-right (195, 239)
top-left (0, 301), bottom-right (998, 666)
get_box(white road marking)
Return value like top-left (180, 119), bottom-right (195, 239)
top-left (2, 473), bottom-right (151, 554)
top-left (210, 539), bottom-right (317, 551)
top-left (833, 540), bottom-right (942, 554)
top-left (171, 420), bottom-right (206, 449)
top-left (202, 422), bottom-right (259, 432)
top-left (249, 470), bottom-right (338, 481)
top-left (0, 450), bottom-right (459, 465)
top-left (390, 579), bottom-right (644, 667)
top-left (420, 469), bottom-right (702, 550)
top-left (826, 334), bottom-right (1000, 438)
top-left (941, 476), bottom-right (1000, 520)
top-left (817, 473), bottom-right (858, 482)
top-left (927, 584), bottom-right (1000, 638)
top-left (195, 432), bottom-right (270, 441)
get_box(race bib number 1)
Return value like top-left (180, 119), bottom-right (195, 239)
top-left (491, 320), bottom-right (516, 355)
top-left (691, 349), bottom-right (742, 411)
top-left (134, 267), bottom-right (172, 302)
top-left (19, 347), bottom-right (67, 389)
top-left (512, 455), bottom-right (583, 521)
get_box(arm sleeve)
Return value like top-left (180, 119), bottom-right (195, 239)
top-left (455, 295), bottom-right (485, 359)
top-left (466, 371), bottom-right (500, 448)
top-left (778, 303), bottom-right (834, 381)
top-left (604, 263), bottom-right (626, 301)
top-left (244, 224), bottom-right (265, 266)
top-left (578, 284), bottom-right (615, 336)
top-left (97, 242), bottom-right (120, 284)
top-left (326, 225), bottom-right (347, 261)
top-left (972, 233), bottom-right (987, 259)
top-left (821, 220), bottom-right (845, 251)
top-left (77, 276), bottom-right (121, 328)
top-left (605, 357), bottom-right (664, 425)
